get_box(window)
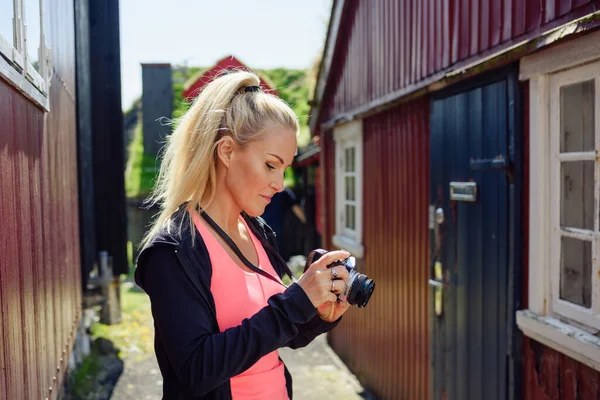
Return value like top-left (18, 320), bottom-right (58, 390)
top-left (333, 120), bottom-right (364, 258)
top-left (549, 64), bottom-right (600, 329)
top-left (517, 29), bottom-right (600, 372)
top-left (0, 0), bottom-right (51, 110)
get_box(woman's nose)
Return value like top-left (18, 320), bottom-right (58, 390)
top-left (271, 174), bottom-right (284, 192)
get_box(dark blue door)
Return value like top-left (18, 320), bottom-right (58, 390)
top-left (429, 72), bottom-right (521, 400)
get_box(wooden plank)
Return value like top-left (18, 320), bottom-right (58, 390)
top-left (442, 95), bottom-right (457, 400)
top-left (455, 92), bottom-right (469, 400)
top-left (0, 79), bottom-right (26, 400)
top-left (15, 85), bottom-right (39, 400)
top-left (468, 86), bottom-right (484, 400)
top-left (29, 100), bottom-right (49, 400)
top-left (520, 30), bottom-right (600, 80)
top-left (482, 81), bottom-right (501, 399)
top-left (496, 79), bottom-right (509, 400)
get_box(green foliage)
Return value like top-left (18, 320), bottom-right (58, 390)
top-left (258, 68), bottom-right (312, 128)
top-left (124, 123), bottom-right (158, 198)
top-left (172, 66), bottom-right (204, 120)
top-left (70, 352), bottom-right (101, 399)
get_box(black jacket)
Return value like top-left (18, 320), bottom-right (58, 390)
top-left (134, 206), bottom-right (340, 399)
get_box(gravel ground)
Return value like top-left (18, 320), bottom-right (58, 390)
top-left (111, 355), bottom-right (162, 400)
top-left (279, 333), bottom-right (368, 400)
top-left (111, 333), bottom-right (367, 400)
top-left (111, 257), bottom-right (371, 400)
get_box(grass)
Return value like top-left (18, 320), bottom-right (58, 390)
top-left (70, 352), bottom-right (102, 399)
top-left (124, 123), bottom-right (159, 199)
top-left (90, 284), bottom-right (155, 362)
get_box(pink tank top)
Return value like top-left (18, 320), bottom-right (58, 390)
top-left (193, 213), bottom-right (289, 400)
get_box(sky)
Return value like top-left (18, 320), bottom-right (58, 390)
top-left (119, 0), bottom-right (333, 111)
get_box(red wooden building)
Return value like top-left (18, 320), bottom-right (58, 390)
top-left (311, 1), bottom-right (600, 399)
top-left (0, 0), bottom-right (126, 398)
top-left (182, 55), bottom-right (277, 101)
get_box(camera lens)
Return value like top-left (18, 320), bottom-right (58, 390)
top-left (346, 273), bottom-right (375, 308)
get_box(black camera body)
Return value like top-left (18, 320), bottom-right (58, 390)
top-left (304, 249), bottom-right (375, 308)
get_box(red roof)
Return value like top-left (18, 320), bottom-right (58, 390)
top-left (182, 55), bottom-right (277, 101)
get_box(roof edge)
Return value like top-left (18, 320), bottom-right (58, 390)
top-left (308, 0), bottom-right (345, 133)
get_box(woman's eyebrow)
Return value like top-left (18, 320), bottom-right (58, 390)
top-left (267, 153), bottom-right (285, 164)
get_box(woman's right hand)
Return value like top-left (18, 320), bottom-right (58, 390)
top-left (296, 250), bottom-right (350, 308)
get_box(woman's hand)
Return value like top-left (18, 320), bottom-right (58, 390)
top-left (316, 274), bottom-right (351, 322)
top-left (296, 250), bottom-right (352, 322)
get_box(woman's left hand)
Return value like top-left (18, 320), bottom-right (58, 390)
top-left (316, 265), bottom-right (351, 322)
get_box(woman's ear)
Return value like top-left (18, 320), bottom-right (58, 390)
top-left (216, 137), bottom-right (235, 168)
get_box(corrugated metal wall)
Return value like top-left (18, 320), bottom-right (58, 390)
top-left (322, 0), bottom-right (599, 122)
top-left (323, 98), bottom-right (430, 399)
top-left (0, 0), bottom-right (81, 398)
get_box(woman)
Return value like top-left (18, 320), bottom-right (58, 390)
top-left (135, 70), bottom-right (352, 400)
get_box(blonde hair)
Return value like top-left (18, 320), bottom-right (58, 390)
top-left (140, 69), bottom-right (299, 249)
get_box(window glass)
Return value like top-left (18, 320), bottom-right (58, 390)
top-left (0, 2), bottom-right (14, 47)
top-left (561, 161), bottom-right (594, 231)
top-left (560, 80), bottom-right (595, 153)
top-left (560, 236), bottom-right (592, 308)
top-left (25, 0), bottom-right (41, 71)
top-left (345, 176), bottom-right (355, 201)
top-left (345, 205), bottom-right (355, 230)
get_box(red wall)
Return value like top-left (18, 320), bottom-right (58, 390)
top-left (0, 0), bottom-right (81, 398)
top-left (322, 98), bottom-right (430, 399)
top-left (321, 0), bottom-right (600, 122)
top-left (182, 56), bottom-right (277, 101)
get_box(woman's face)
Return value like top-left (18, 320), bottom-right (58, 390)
top-left (223, 124), bottom-right (297, 216)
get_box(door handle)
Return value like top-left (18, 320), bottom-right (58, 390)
top-left (429, 261), bottom-right (444, 317)
top-left (428, 279), bottom-right (444, 288)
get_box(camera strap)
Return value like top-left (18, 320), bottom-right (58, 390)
top-left (200, 211), bottom-right (287, 288)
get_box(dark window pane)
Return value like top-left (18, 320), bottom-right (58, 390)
top-left (345, 147), bottom-right (354, 173)
top-left (345, 204), bottom-right (356, 230)
top-left (560, 80), bottom-right (595, 153)
top-left (560, 237), bottom-right (592, 308)
top-left (345, 176), bottom-right (355, 201)
top-left (561, 161), bottom-right (594, 231)
top-left (349, 205), bottom-right (355, 230)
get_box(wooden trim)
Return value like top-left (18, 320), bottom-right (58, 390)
top-left (520, 28), bottom-right (600, 80)
top-left (309, 0), bottom-right (345, 132)
top-left (517, 310), bottom-right (600, 372)
top-left (548, 61), bottom-right (600, 328)
top-left (528, 75), bottom-right (551, 315)
top-left (0, 53), bottom-right (49, 110)
top-left (0, 34), bottom-right (13, 61)
top-left (332, 234), bottom-right (364, 259)
top-left (333, 119), bottom-right (364, 258)
top-left (0, 0), bottom-right (50, 109)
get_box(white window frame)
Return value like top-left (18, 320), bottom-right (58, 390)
top-left (0, 0), bottom-right (52, 110)
top-left (549, 63), bottom-right (600, 328)
top-left (517, 28), bottom-right (600, 372)
top-left (332, 120), bottom-right (364, 258)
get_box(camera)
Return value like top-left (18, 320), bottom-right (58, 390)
top-left (304, 249), bottom-right (375, 308)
